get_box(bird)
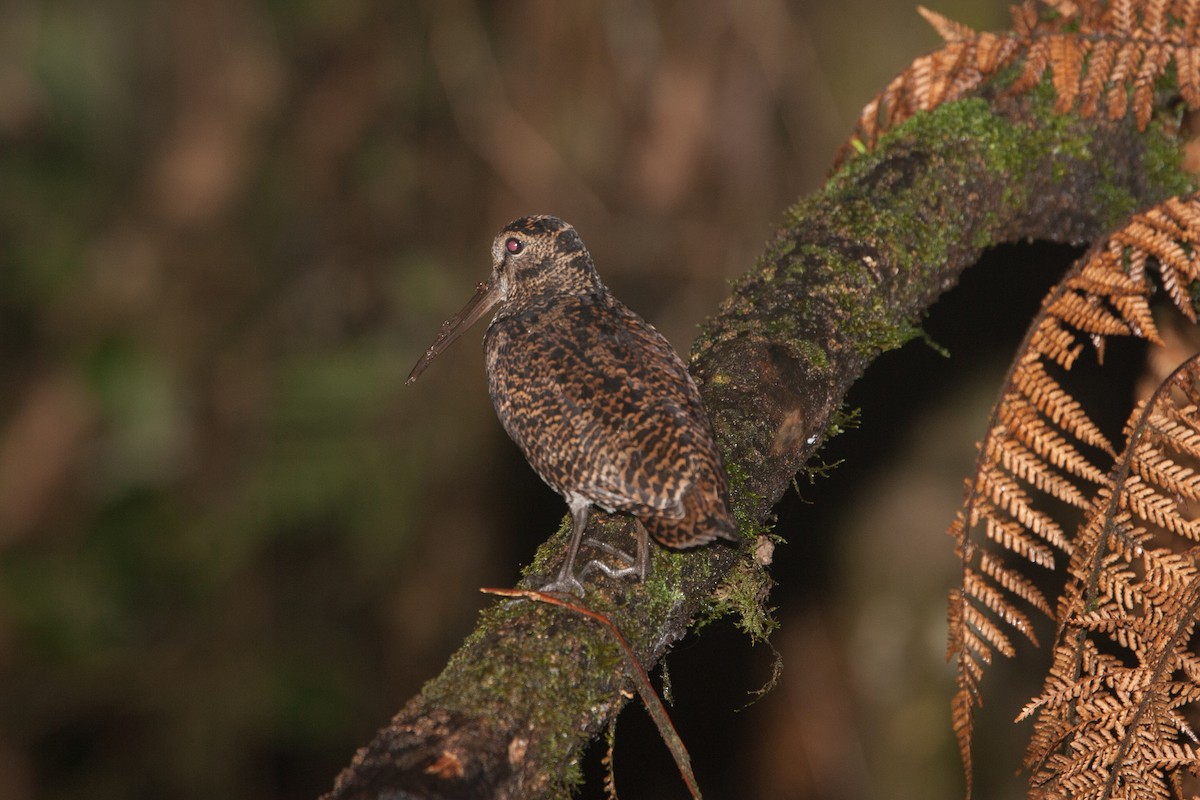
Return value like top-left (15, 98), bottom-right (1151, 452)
top-left (407, 215), bottom-right (738, 595)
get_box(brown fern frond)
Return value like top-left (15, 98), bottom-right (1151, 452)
top-left (1017, 669), bottom-right (1109, 722)
top-left (964, 599), bottom-right (1020, 659)
top-left (1133, 42), bottom-right (1171, 128)
top-left (966, 567), bottom-right (1041, 646)
top-left (950, 680), bottom-right (977, 791)
top-left (1123, 474), bottom-right (1200, 538)
top-left (949, 193), bottom-right (1200, 797)
top-left (1012, 30), bottom-right (1056, 97)
top-left (1013, 359), bottom-right (1117, 459)
top-left (1104, 40), bottom-right (1145, 121)
top-left (1012, 0), bottom-right (1042, 38)
top-left (1175, 44), bottom-right (1200, 107)
top-left (1159, 403), bottom-right (1200, 454)
top-left (839, 0), bottom-right (1200, 165)
top-left (917, 5), bottom-right (974, 43)
top-left (1134, 449), bottom-right (1200, 501)
top-left (1021, 356), bottom-right (1200, 798)
top-left (1181, 0), bottom-right (1200, 40)
top-left (986, 434), bottom-right (1092, 507)
top-left (1051, 34), bottom-right (1090, 113)
top-left (982, 508), bottom-right (1059, 566)
top-left (1079, 37), bottom-right (1121, 117)
top-left (1115, 197), bottom-right (1200, 322)
top-left (837, 7), bottom-right (1022, 159)
top-left (980, 550), bottom-right (1055, 616)
top-left (976, 31), bottom-right (1022, 74)
top-left (1109, 293), bottom-right (1161, 344)
top-left (1045, 290), bottom-right (1137, 337)
top-left (1031, 317), bottom-right (1087, 369)
top-left (983, 465), bottom-right (1072, 549)
top-left (998, 398), bottom-right (1108, 483)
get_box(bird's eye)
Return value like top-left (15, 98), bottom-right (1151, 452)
top-left (505, 237), bottom-right (523, 255)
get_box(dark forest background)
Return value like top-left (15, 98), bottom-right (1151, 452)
top-left (0, 2), bottom-right (1056, 798)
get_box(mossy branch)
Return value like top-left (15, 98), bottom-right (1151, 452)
top-left (323, 88), bottom-right (1191, 799)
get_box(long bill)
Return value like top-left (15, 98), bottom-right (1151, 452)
top-left (406, 280), bottom-right (501, 384)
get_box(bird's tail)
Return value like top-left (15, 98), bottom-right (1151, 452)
top-left (642, 483), bottom-right (738, 549)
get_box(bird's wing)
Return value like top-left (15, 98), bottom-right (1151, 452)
top-left (485, 294), bottom-right (716, 519)
top-left (540, 299), bottom-right (703, 518)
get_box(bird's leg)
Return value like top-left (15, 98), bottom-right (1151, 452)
top-left (539, 498), bottom-right (591, 596)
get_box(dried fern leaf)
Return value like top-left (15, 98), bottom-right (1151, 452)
top-left (986, 434), bottom-right (1092, 507)
top-left (1045, 290), bottom-right (1135, 337)
top-left (965, 566), bottom-right (1041, 645)
top-left (1011, 0), bottom-right (1041, 39)
top-left (1108, 293), bottom-right (1162, 344)
top-left (1103, 40), bottom-right (1144, 121)
top-left (1114, 221), bottom-right (1200, 322)
top-left (964, 600), bottom-right (1019, 659)
top-left (842, 0), bottom-right (1200, 165)
top-left (1133, 450), bottom-right (1200, 501)
top-left (1018, 670), bottom-right (1109, 721)
top-left (1022, 356), bottom-right (1200, 798)
top-left (950, 194), bottom-right (1200, 798)
top-left (1176, 44), bottom-right (1200, 111)
top-left (950, 683), bottom-right (977, 791)
top-left (1088, 558), bottom-right (1148, 614)
top-left (1133, 42), bottom-right (1171, 128)
top-left (980, 508), bottom-right (1059, 566)
top-left (1122, 475), bottom-right (1200, 538)
top-left (1079, 37), bottom-right (1120, 117)
top-left (1050, 34), bottom-right (1089, 112)
top-left (980, 550), bottom-right (1055, 615)
top-left (1012, 34), bottom-right (1055, 96)
top-left (998, 399), bottom-right (1107, 485)
top-left (917, 5), bottom-right (976, 43)
top-left (1014, 358), bottom-right (1117, 457)
top-left (1179, 0), bottom-right (1200, 41)
top-left (1157, 404), bottom-right (1200, 456)
top-left (1031, 317), bottom-right (1086, 369)
top-left (1142, 0), bottom-right (1167, 39)
top-left (975, 31), bottom-right (1021, 73)
top-left (983, 465), bottom-right (1072, 550)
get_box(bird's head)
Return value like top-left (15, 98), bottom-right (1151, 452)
top-left (487, 215), bottom-right (601, 306)
top-left (407, 215), bottom-right (601, 384)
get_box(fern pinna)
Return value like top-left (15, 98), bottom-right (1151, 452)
top-left (949, 194), bottom-right (1200, 799)
top-left (841, 0), bottom-right (1200, 165)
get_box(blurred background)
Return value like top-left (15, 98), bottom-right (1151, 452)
top-left (0, 1), bottom-right (1068, 798)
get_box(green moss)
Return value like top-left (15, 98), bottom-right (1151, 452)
top-left (1087, 110), bottom-right (1194, 222)
top-left (825, 404), bottom-right (861, 441)
top-left (1137, 116), bottom-right (1195, 199)
top-left (420, 596), bottom-right (627, 798)
top-left (691, 460), bottom-right (778, 640)
top-left (724, 462), bottom-right (764, 533)
top-left (705, 558), bottom-right (778, 642)
top-left (793, 338), bottom-right (830, 372)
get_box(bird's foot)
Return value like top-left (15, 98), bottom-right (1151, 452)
top-left (584, 538), bottom-right (636, 565)
top-left (537, 573), bottom-right (586, 598)
top-left (580, 538), bottom-right (647, 582)
top-left (580, 558), bottom-right (641, 581)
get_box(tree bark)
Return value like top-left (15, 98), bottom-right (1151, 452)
top-left (323, 89), bottom-right (1193, 799)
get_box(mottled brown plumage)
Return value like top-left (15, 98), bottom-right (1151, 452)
top-left (407, 215), bottom-right (737, 594)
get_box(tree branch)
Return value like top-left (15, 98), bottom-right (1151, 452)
top-left (323, 89), bottom-right (1192, 799)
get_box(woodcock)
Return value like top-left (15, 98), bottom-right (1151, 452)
top-left (407, 215), bottom-right (737, 595)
